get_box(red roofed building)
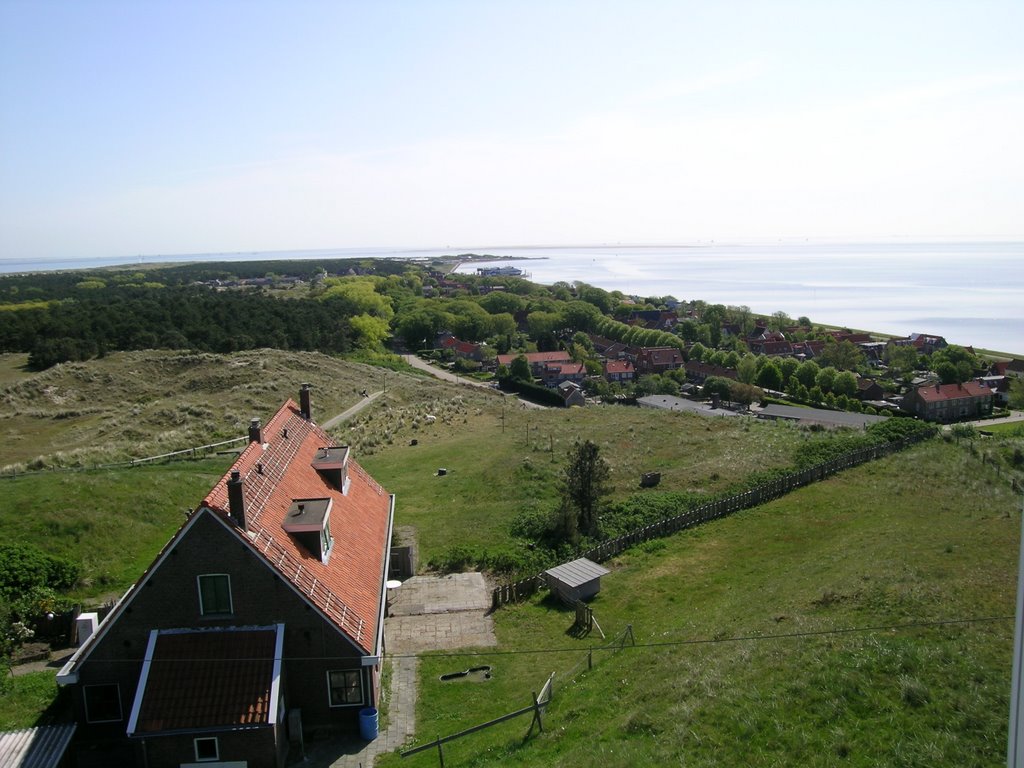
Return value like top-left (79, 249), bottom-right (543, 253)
top-left (748, 338), bottom-right (794, 357)
top-left (57, 385), bottom-right (395, 767)
top-left (905, 380), bottom-right (993, 422)
top-left (496, 350), bottom-right (572, 376)
top-left (539, 361), bottom-right (587, 387)
top-left (438, 333), bottom-right (484, 362)
top-left (636, 346), bottom-right (684, 374)
top-left (791, 340), bottom-right (825, 359)
top-left (603, 359), bottom-right (635, 384)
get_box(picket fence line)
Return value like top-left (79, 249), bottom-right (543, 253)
top-left (492, 433), bottom-right (929, 609)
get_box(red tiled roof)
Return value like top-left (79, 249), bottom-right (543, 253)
top-left (496, 351), bottom-right (572, 366)
top-left (604, 360), bottom-right (634, 374)
top-left (639, 347), bottom-right (683, 364)
top-left (544, 362), bottom-right (585, 375)
top-left (202, 400), bottom-right (392, 654)
top-left (914, 381), bottom-right (991, 403)
top-left (133, 627), bottom-right (278, 734)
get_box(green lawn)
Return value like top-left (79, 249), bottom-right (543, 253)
top-left (0, 457), bottom-right (231, 598)
top-left (0, 672), bottom-right (68, 730)
top-left (382, 439), bottom-right (1019, 768)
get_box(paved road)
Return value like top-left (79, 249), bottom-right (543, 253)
top-left (969, 410), bottom-right (1024, 427)
top-left (403, 354), bottom-right (547, 409)
top-left (401, 354), bottom-right (493, 388)
top-left (320, 390), bottom-right (383, 430)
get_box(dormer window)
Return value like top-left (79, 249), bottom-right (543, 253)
top-left (311, 446), bottom-right (350, 494)
top-left (283, 498), bottom-right (334, 563)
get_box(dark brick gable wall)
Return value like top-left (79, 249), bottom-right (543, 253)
top-left (70, 509), bottom-right (374, 757)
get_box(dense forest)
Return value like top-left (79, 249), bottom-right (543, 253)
top-left (0, 259), bottom-right (418, 369)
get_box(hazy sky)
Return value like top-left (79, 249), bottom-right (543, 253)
top-left (1, 0), bottom-right (1022, 260)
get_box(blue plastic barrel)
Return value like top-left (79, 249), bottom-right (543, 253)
top-left (359, 707), bottom-right (379, 740)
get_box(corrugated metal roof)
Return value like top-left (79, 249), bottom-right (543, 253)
top-left (544, 558), bottom-right (609, 588)
top-left (0, 723), bottom-right (77, 768)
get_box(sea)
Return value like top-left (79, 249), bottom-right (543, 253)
top-left (2, 240), bottom-right (1021, 356)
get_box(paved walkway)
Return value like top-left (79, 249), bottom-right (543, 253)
top-left (387, 573), bottom-right (497, 654)
top-left (288, 573), bottom-right (495, 767)
top-left (293, 656), bottom-right (419, 768)
top-left (321, 390), bottom-right (383, 430)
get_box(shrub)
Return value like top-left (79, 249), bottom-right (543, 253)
top-left (0, 544), bottom-right (79, 599)
top-left (427, 545), bottom-right (476, 574)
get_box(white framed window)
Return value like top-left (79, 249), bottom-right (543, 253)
top-left (84, 683), bottom-right (122, 723)
top-left (197, 574), bottom-right (233, 616)
top-left (194, 736), bottom-right (219, 762)
top-left (327, 669), bottom-right (364, 707)
top-left (320, 517), bottom-right (334, 561)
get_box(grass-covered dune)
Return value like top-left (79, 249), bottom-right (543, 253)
top-left (382, 439), bottom-right (1019, 768)
top-left (0, 349), bottom-right (426, 470)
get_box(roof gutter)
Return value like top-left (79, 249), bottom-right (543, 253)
top-left (368, 493), bottom-right (396, 665)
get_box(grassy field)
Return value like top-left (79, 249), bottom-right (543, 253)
top-left (2, 349), bottom-right (1021, 759)
top-left (360, 405), bottom-right (805, 567)
top-left (0, 348), bottom-right (425, 470)
top-left (380, 439), bottom-right (1019, 768)
top-left (0, 457), bottom-right (231, 599)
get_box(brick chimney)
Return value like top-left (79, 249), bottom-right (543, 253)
top-left (227, 470), bottom-right (247, 530)
top-left (300, 383), bottom-right (312, 420)
top-left (248, 418), bottom-right (263, 444)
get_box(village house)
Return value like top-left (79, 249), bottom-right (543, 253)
top-left (635, 346), bottom-right (684, 375)
top-left (586, 334), bottom-right (630, 360)
top-left (603, 359), bottom-right (635, 384)
top-left (825, 330), bottom-right (873, 345)
top-left (496, 350), bottom-right (573, 377)
top-left (557, 380), bottom-right (587, 407)
top-left (628, 309), bottom-right (677, 330)
top-left (791, 339), bottom-right (825, 360)
top-left (539, 361), bottom-right (587, 388)
top-left (684, 360), bottom-right (739, 383)
top-left (747, 337), bottom-right (794, 357)
top-left (905, 380), bottom-right (993, 423)
top-left (56, 386), bottom-right (395, 768)
top-left (990, 360), bottom-right (1024, 383)
top-left (891, 333), bottom-right (949, 355)
top-left (977, 376), bottom-right (1010, 406)
top-left (437, 332), bottom-right (484, 362)
top-left (856, 378), bottom-right (886, 401)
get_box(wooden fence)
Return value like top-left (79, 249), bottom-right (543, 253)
top-left (401, 672), bottom-right (556, 766)
top-left (401, 625), bottom-right (637, 766)
top-left (492, 433), bottom-right (929, 609)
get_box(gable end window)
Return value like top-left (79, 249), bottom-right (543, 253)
top-left (327, 669), bottom-right (364, 707)
top-left (84, 684), bottom-right (123, 723)
top-left (197, 574), bottom-right (233, 616)
top-left (194, 736), bottom-right (219, 762)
